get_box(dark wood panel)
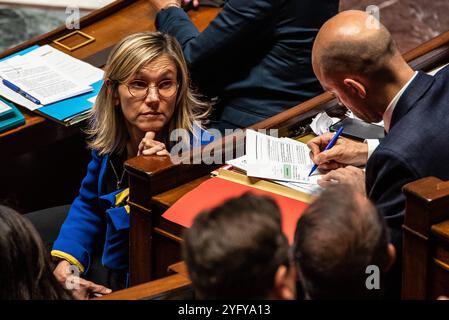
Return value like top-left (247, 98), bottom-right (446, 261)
top-left (402, 177), bottom-right (449, 299)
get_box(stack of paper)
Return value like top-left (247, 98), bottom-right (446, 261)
top-left (0, 98), bottom-right (13, 119)
top-left (0, 45), bottom-right (104, 125)
top-left (0, 97), bottom-right (25, 133)
top-left (226, 130), bottom-right (323, 195)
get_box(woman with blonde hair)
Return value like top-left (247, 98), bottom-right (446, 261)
top-left (27, 31), bottom-right (212, 299)
top-left (87, 31), bottom-right (211, 157)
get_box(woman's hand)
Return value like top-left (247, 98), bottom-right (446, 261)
top-left (138, 131), bottom-right (170, 156)
top-left (53, 260), bottom-right (112, 300)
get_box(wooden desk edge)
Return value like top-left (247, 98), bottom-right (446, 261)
top-left (95, 273), bottom-right (191, 300)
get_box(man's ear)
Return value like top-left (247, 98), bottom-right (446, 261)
top-left (384, 243), bottom-right (397, 272)
top-left (343, 78), bottom-right (366, 99)
top-left (272, 265), bottom-right (296, 300)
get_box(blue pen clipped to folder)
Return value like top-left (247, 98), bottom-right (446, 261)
top-left (0, 45), bottom-right (103, 126)
top-left (308, 126), bottom-right (344, 177)
top-left (2, 78), bottom-right (41, 105)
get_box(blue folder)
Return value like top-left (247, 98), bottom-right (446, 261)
top-left (0, 45), bottom-right (103, 126)
top-left (0, 97), bottom-right (25, 134)
top-left (37, 79), bottom-right (102, 125)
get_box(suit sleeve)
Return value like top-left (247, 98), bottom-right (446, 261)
top-left (155, 0), bottom-right (282, 71)
top-left (366, 148), bottom-right (419, 228)
top-left (52, 151), bottom-right (106, 273)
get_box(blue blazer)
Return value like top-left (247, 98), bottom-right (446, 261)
top-left (366, 65), bottom-right (449, 228)
top-left (52, 130), bottom-right (214, 273)
top-left (52, 150), bottom-right (127, 274)
top-left (156, 0), bottom-right (339, 128)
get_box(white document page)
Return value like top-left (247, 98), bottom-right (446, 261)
top-left (0, 99), bottom-right (12, 114)
top-left (26, 45), bottom-right (104, 86)
top-left (310, 112), bottom-right (340, 135)
top-left (226, 155), bottom-right (248, 172)
top-left (0, 84), bottom-right (40, 110)
top-left (245, 130), bottom-right (321, 183)
top-left (0, 54), bottom-right (92, 106)
top-left (227, 154), bottom-right (322, 195)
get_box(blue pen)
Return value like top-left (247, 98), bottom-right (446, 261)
top-left (2, 78), bottom-right (41, 105)
top-left (308, 125), bottom-right (344, 177)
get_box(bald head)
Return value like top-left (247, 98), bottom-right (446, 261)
top-left (313, 10), bottom-right (399, 80)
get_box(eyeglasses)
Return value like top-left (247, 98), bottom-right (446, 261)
top-left (123, 79), bottom-right (179, 99)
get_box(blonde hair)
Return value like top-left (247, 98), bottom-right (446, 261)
top-left (86, 31), bottom-right (211, 156)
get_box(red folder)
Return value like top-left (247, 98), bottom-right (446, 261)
top-left (162, 177), bottom-right (308, 243)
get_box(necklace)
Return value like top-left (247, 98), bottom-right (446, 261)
top-left (109, 159), bottom-right (127, 190)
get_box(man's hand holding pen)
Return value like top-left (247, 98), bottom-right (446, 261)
top-left (308, 129), bottom-right (368, 194)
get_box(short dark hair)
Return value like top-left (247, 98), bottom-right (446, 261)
top-left (293, 184), bottom-right (390, 299)
top-left (0, 205), bottom-right (72, 300)
top-left (183, 193), bottom-right (289, 299)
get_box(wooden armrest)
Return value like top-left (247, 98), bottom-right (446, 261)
top-left (95, 274), bottom-right (192, 300)
top-left (402, 176), bottom-right (449, 299)
top-left (124, 129), bottom-right (247, 197)
top-left (403, 177), bottom-right (449, 235)
top-left (168, 261), bottom-right (189, 278)
top-left (432, 221), bottom-right (449, 242)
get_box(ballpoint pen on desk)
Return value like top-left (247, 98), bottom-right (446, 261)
top-left (1, 78), bottom-right (41, 105)
top-left (308, 125), bottom-right (344, 177)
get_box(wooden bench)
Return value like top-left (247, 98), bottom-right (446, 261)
top-left (97, 261), bottom-right (193, 300)
top-left (402, 177), bottom-right (449, 299)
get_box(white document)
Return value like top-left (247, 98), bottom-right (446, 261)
top-left (275, 180), bottom-right (322, 195)
top-left (88, 96), bottom-right (98, 104)
top-left (245, 130), bottom-right (321, 184)
top-left (227, 154), bottom-right (322, 195)
top-left (0, 45), bottom-right (103, 108)
top-left (0, 84), bottom-right (40, 110)
top-left (0, 54), bottom-right (92, 106)
top-left (226, 155), bottom-right (248, 172)
top-left (0, 99), bottom-right (12, 114)
top-left (310, 112), bottom-right (340, 135)
top-left (26, 45), bottom-right (104, 87)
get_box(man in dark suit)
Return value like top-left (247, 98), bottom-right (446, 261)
top-left (147, 0), bottom-right (339, 131)
top-left (308, 9), bottom-right (449, 229)
top-left (307, 10), bottom-right (449, 297)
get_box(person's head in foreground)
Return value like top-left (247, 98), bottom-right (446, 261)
top-left (0, 205), bottom-right (72, 300)
top-left (293, 184), bottom-right (396, 299)
top-left (88, 31), bottom-right (210, 157)
top-left (312, 10), bottom-right (414, 123)
top-left (183, 193), bottom-right (296, 300)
